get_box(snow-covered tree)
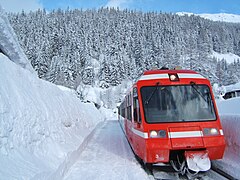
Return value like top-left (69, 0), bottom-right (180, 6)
top-left (8, 8), bottom-right (240, 89)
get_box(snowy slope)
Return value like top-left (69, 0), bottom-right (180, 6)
top-left (211, 51), bottom-right (240, 64)
top-left (177, 12), bottom-right (240, 23)
top-left (199, 13), bottom-right (240, 23)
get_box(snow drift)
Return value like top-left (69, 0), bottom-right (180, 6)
top-left (213, 98), bottom-right (240, 179)
top-left (0, 53), bottom-right (104, 178)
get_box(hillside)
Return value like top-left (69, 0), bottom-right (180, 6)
top-left (8, 8), bottom-right (240, 91)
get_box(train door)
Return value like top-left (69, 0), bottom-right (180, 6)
top-left (132, 87), bottom-right (143, 157)
top-left (125, 95), bottom-right (131, 139)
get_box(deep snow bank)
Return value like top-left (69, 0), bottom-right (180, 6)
top-left (0, 53), bottom-right (104, 179)
top-left (214, 98), bottom-right (240, 179)
top-left (217, 97), bottom-right (240, 115)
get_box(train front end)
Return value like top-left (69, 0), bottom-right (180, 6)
top-left (136, 69), bottom-right (225, 173)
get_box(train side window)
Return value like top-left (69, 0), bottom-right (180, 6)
top-left (122, 108), bottom-right (125, 118)
top-left (133, 88), bottom-right (141, 123)
top-left (134, 98), bottom-right (141, 123)
top-left (127, 106), bottom-right (132, 121)
top-left (120, 101), bottom-right (125, 118)
top-left (124, 94), bottom-right (132, 121)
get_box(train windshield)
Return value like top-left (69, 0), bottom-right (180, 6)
top-left (141, 85), bottom-right (216, 123)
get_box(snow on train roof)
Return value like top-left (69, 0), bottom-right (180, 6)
top-left (143, 69), bottom-right (197, 75)
top-left (138, 69), bottom-right (206, 81)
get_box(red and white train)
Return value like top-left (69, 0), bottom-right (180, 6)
top-left (118, 68), bottom-right (225, 174)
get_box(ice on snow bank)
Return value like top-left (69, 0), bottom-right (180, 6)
top-left (0, 5), bottom-right (34, 73)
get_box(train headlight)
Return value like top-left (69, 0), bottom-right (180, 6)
top-left (168, 73), bottom-right (179, 81)
top-left (149, 130), bottom-right (167, 138)
top-left (203, 128), bottom-right (219, 136)
top-left (150, 130), bottom-right (158, 138)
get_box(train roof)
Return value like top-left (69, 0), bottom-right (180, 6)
top-left (143, 69), bottom-right (198, 75)
top-left (137, 69), bottom-right (207, 82)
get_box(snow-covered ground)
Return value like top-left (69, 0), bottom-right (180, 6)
top-left (63, 121), bottom-right (149, 180)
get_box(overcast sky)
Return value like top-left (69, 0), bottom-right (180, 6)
top-left (0, 0), bottom-right (240, 14)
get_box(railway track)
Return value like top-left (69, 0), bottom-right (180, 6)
top-left (143, 163), bottom-right (237, 180)
top-left (211, 165), bottom-right (237, 180)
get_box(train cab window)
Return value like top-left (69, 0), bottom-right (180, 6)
top-left (141, 85), bottom-right (216, 123)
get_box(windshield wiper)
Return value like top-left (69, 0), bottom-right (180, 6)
top-left (144, 82), bottom-right (160, 105)
top-left (190, 82), bottom-right (208, 103)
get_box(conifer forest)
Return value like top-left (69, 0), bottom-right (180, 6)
top-left (8, 8), bottom-right (240, 89)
